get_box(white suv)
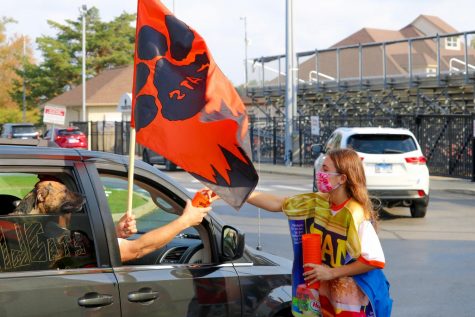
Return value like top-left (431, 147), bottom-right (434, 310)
top-left (312, 127), bottom-right (430, 218)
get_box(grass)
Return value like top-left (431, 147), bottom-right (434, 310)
top-left (0, 174), bottom-right (38, 198)
top-left (105, 188), bottom-right (150, 214)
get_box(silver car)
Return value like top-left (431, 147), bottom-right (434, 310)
top-left (0, 144), bottom-right (292, 317)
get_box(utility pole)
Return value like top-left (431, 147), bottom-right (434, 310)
top-left (284, 0), bottom-right (295, 166)
top-left (240, 16), bottom-right (249, 90)
top-left (22, 36), bottom-right (26, 122)
top-left (81, 4), bottom-right (87, 122)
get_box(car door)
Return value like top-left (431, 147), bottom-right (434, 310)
top-left (0, 158), bottom-right (120, 317)
top-left (87, 160), bottom-right (242, 317)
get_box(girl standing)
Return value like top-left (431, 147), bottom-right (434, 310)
top-left (246, 148), bottom-right (392, 316)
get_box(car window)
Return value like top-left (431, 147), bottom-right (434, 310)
top-left (58, 129), bottom-right (82, 136)
top-left (324, 132), bottom-right (342, 152)
top-left (347, 134), bottom-right (418, 154)
top-left (0, 172), bottom-right (97, 272)
top-left (99, 175), bottom-right (203, 265)
top-left (11, 126), bottom-right (35, 134)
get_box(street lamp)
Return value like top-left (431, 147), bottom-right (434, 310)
top-left (80, 4), bottom-right (87, 122)
top-left (284, 0), bottom-right (295, 166)
top-left (240, 16), bottom-right (249, 89)
top-left (22, 35), bottom-right (26, 122)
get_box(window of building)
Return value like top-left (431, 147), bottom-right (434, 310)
top-left (445, 36), bottom-right (460, 50)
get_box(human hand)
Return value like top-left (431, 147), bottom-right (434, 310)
top-left (303, 263), bottom-right (334, 285)
top-left (116, 213), bottom-right (137, 238)
top-left (182, 199), bottom-right (211, 227)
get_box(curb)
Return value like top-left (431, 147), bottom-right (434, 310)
top-left (254, 164), bottom-right (475, 196)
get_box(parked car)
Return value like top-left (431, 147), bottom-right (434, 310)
top-left (42, 126), bottom-right (88, 149)
top-left (1, 122), bottom-right (39, 139)
top-left (0, 144), bottom-right (292, 317)
top-left (312, 127), bottom-right (430, 218)
top-left (142, 147), bottom-right (178, 171)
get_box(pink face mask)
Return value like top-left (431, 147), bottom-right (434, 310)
top-left (316, 171), bottom-right (341, 193)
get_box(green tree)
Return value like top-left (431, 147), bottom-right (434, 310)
top-left (10, 7), bottom-right (135, 108)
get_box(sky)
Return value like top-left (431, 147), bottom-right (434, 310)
top-left (3, 0), bottom-right (475, 85)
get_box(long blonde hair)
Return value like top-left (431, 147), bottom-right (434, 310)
top-left (327, 148), bottom-right (378, 227)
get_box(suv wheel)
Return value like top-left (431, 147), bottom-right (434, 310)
top-left (143, 149), bottom-right (152, 165)
top-left (165, 160), bottom-right (177, 171)
top-left (410, 200), bottom-right (428, 218)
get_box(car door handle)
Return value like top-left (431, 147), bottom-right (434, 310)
top-left (128, 287), bottom-right (159, 303)
top-left (78, 292), bottom-right (113, 308)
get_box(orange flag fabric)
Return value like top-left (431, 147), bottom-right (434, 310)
top-left (132, 0), bottom-right (258, 209)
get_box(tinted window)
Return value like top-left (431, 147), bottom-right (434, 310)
top-left (57, 129), bottom-right (83, 136)
top-left (347, 134), bottom-right (417, 154)
top-left (0, 172), bottom-right (97, 272)
top-left (12, 126), bottom-right (35, 134)
top-left (98, 174), bottom-right (203, 265)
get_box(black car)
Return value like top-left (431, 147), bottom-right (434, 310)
top-left (142, 147), bottom-right (178, 171)
top-left (0, 144), bottom-right (292, 317)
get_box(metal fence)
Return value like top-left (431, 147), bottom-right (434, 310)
top-left (247, 30), bottom-right (475, 93)
top-left (71, 113), bottom-right (475, 180)
top-left (249, 114), bottom-right (475, 179)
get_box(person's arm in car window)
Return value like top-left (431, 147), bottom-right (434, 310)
top-left (117, 200), bottom-right (210, 263)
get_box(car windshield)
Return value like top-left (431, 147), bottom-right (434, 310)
top-left (12, 126), bottom-right (35, 134)
top-left (347, 134), bottom-right (417, 154)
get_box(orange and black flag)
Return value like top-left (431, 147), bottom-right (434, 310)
top-left (131, 0), bottom-right (258, 209)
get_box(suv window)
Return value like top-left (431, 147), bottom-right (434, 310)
top-left (347, 134), bottom-right (417, 154)
top-left (11, 125), bottom-right (35, 134)
top-left (99, 174), bottom-right (204, 265)
top-left (57, 129), bottom-right (82, 136)
top-left (324, 133), bottom-right (342, 152)
top-left (0, 172), bottom-right (97, 272)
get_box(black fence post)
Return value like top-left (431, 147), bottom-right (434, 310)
top-left (298, 116), bottom-right (303, 166)
top-left (472, 114), bottom-right (475, 182)
top-left (472, 137), bottom-right (475, 182)
top-left (273, 117), bottom-right (277, 165)
top-left (249, 117), bottom-right (255, 161)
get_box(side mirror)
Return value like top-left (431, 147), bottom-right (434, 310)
top-left (310, 144), bottom-right (323, 158)
top-left (221, 225), bottom-right (244, 261)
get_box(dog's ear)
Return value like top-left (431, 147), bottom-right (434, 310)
top-left (37, 182), bottom-right (53, 202)
top-left (11, 191), bottom-right (36, 215)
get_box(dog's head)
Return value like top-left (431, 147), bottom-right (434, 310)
top-left (13, 180), bottom-right (85, 215)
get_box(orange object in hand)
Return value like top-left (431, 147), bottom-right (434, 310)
top-left (302, 233), bottom-right (322, 289)
top-left (192, 190), bottom-right (216, 207)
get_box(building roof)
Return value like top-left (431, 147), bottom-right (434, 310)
top-left (47, 65), bottom-right (133, 107)
top-left (331, 14), bottom-right (460, 49)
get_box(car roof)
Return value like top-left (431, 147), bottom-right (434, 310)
top-left (334, 127), bottom-right (415, 136)
top-left (0, 144), bottom-right (186, 192)
top-left (3, 123), bottom-right (35, 127)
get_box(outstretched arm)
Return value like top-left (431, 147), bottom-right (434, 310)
top-left (119, 200), bottom-right (211, 262)
top-left (247, 191), bottom-right (286, 212)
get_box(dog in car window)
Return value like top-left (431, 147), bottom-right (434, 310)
top-left (10, 179), bottom-right (85, 215)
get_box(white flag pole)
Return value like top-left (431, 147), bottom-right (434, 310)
top-left (126, 127), bottom-right (136, 216)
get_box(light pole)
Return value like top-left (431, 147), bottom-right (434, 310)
top-left (240, 16), bottom-right (249, 89)
top-left (284, 0), bottom-right (295, 166)
top-left (22, 35), bottom-right (26, 122)
top-left (81, 4), bottom-right (87, 122)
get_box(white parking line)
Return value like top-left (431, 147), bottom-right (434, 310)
top-left (273, 184), bottom-right (312, 191)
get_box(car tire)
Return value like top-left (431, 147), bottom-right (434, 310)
top-left (143, 149), bottom-right (152, 165)
top-left (165, 160), bottom-right (177, 171)
top-left (410, 200), bottom-right (428, 218)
